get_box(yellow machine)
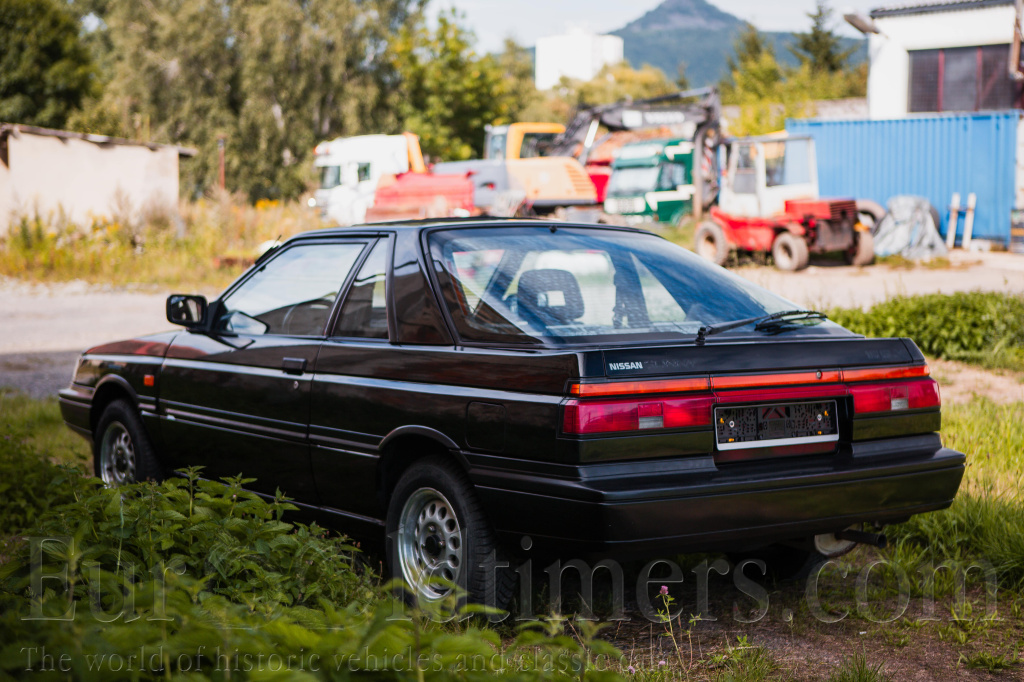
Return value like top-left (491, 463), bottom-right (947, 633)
top-left (483, 122), bottom-right (567, 160)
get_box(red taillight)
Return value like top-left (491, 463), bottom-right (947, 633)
top-left (848, 378), bottom-right (940, 414)
top-left (562, 396), bottom-right (714, 435)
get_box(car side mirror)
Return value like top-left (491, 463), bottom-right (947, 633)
top-left (166, 294), bottom-right (208, 328)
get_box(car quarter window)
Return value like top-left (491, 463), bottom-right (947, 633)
top-left (215, 242), bottom-right (366, 336)
top-left (333, 239), bottom-right (389, 339)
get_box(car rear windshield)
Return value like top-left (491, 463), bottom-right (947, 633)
top-left (428, 226), bottom-right (812, 346)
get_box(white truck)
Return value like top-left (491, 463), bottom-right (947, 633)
top-left (311, 134), bottom-right (420, 225)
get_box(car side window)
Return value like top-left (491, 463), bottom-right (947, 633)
top-left (216, 242), bottom-right (365, 336)
top-left (333, 239), bottom-right (389, 339)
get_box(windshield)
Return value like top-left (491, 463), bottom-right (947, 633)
top-left (520, 132), bottom-right (559, 158)
top-left (428, 226), bottom-right (826, 346)
top-left (765, 138), bottom-right (813, 188)
top-left (319, 165), bottom-right (341, 189)
top-left (606, 166), bottom-right (660, 197)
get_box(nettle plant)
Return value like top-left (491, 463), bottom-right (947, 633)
top-left (0, 469), bottom-right (627, 681)
top-left (1, 468), bottom-right (377, 618)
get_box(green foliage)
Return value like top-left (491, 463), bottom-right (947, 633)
top-left (719, 11), bottom-right (865, 136)
top-left (790, 1), bottom-right (858, 74)
top-left (708, 635), bottom-right (778, 681)
top-left (0, 0), bottom-right (97, 128)
top-left (827, 652), bottom-right (890, 682)
top-left (828, 292), bottom-right (1024, 372)
top-left (67, 0), bottom-right (418, 201)
top-left (391, 10), bottom-right (534, 161)
top-left (9, 468), bottom-right (377, 612)
top-left (0, 197), bottom-right (323, 288)
top-left (886, 399), bottom-right (1024, 588)
top-left (558, 62), bottom-right (677, 105)
top-left (0, 391), bottom-right (87, 536)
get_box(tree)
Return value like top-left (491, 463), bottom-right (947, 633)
top-left (559, 62), bottom-right (676, 106)
top-left (0, 0), bottom-right (96, 129)
top-left (391, 11), bottom-right (530, 160)
top-left (71, 0), bottom-right (420, 200)
top-left (676, 62), bottom-right (691, 91)
top-left (790, 1), bottom-right (856, 73)
top-left (720, 23), bottom-right (779, 102)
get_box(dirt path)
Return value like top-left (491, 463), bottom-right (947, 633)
top-left (733, 250), bottom-right (1024, 310)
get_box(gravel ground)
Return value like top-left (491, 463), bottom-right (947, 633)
top-left (3, 250), bottom-right (1024, 399)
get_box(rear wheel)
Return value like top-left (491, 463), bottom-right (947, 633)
top-left (845, 230), bottom-right (875, 266)
top-left (694, 221), bottom-right (729, 266)
top-left (94, 399), bottom-right (163, 486)
top-left (771, 231), bottom-right (810, 271)
top-left (386, 456), bottom-right (515, 610)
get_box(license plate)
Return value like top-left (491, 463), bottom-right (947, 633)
top-left (715, 400), bottom-right (838, 450)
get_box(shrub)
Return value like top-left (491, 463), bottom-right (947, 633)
top-left (829, 292), bottom-right (1024, 371)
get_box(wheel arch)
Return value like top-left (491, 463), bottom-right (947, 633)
top-left (377, 426), bottom-right (467, 510)
top-left (90, 375), bottom-right (138, 432)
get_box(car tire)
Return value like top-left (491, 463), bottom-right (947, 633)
top-left (94, 399), bottom-right (163, 486)
top-left (694, 221), bottom-right (729, 266)
top-left (386, 456), bottom-right (515, 610)
top-left (771, 231), bottom-right (810, 271)
top-left (844, 230), bottom-right (875, 266)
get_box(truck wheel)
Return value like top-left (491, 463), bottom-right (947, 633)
top-left (694, 222), bottom-right (729, 266)
top-left (386, 456), bottom-right (515, 610)
top-left (771, 231), bottom-right (810, 271)
top-left (94, 399), bottom-right (163, 486)
top-left (855, 199), bottom-right (886, 236)
top-left (845, 230), bottom-right (875, 266)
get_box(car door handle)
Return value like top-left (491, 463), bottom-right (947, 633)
top-left (282, 357), bottom-right (307, 375)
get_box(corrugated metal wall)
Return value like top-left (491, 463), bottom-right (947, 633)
top-left (786, 112), bottom-right (1020, 245)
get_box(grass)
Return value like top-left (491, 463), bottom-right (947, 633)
top-left (0, 195), bottom-right (323, 290)
top-left (2, 390), bottom-right (1022, 679)
top-left (0, 390), bottom-right (90, 468)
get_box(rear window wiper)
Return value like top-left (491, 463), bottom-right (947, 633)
top-left (695, 309), bottom-right (826, 346)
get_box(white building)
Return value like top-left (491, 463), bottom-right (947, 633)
top-left (0, 124), bottom-right (195, 232)
top-left (534, 30), bottom-right (624, 91)
top-left (862, 0), bottom-right (1022, 118)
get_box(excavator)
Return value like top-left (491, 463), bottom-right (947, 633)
top-left (319, 89), bottom-right (721, 224)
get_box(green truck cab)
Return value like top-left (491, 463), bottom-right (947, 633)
top-left (603, 138), bottom-right (696, 226)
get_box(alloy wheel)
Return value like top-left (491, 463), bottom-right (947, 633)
top-left (99, 421), bottom-right (136, 486)
top-left (396, 486), bottom-right (464, 601)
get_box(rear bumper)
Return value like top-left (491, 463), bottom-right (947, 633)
top-left (470, 433), bottom-right (965, 557)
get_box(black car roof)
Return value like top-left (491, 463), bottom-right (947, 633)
top-left (286, 217), bottom-right (652, 242)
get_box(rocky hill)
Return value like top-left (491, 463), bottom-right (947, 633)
top-left (610, 0), bottom-right (866, 86)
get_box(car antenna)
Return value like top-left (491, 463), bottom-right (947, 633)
top-left (549, 224), bottom-right (557, 233)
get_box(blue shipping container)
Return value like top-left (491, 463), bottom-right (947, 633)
top-left (786, 112), bottom-right (1020, 246)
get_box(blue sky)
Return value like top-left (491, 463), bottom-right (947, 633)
top-left (432, 0), bottom-right (882, 53)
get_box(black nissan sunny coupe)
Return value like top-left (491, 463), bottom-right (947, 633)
top-left (60, 219), bottom-right (965, 606)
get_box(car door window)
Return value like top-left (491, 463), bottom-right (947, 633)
top-left (216, 242), bottom-right (365, 336)
top-left (333, 239), bottom-right (389, 339)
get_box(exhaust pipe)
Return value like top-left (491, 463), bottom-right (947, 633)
top-left (835, 528), bottom-right (888, 549)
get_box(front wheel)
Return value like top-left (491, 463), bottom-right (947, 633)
top-left (694, 221), bottom-right (729, 266)
top-left (386, 456), bottom-right (515, 610)
top-left (94, 399), bottom-right (163, 486)
top-left (771, 231), bottom-right (810, 271)
top-left (844, 230), bottom-right (875, 266)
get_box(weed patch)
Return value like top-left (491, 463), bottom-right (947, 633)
top-left (828, 292), bottom-right (1024, 372)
